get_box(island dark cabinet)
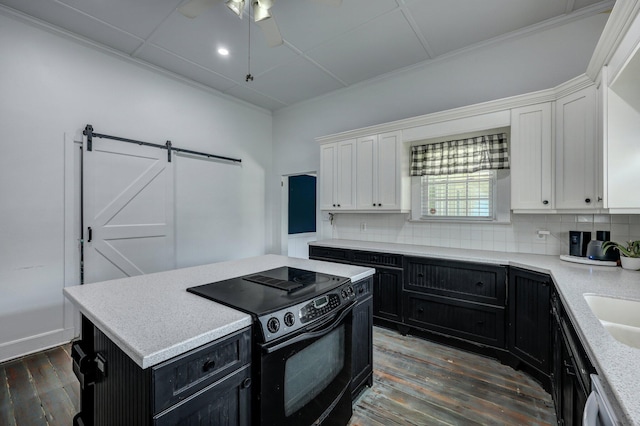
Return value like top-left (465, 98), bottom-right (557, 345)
top-left (72, 319), bottom-right (252, 426)
top-left (507, 267), bottom-right (551, 387)
top-left (350, 277), bottom-right (374, 399)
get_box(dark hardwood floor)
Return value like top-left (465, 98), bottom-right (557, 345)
top-left (350, 327), bottom-right (556, 426)
top-left (0, 344), bottom-right (78, 426)
top-left (0, 328), bottom-right (555, 425)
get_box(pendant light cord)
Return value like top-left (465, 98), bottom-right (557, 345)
top-left (246, 4), bottom-right (253, 82)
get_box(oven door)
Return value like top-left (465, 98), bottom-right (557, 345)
top-left (258, 301), bottom-right (354, 426)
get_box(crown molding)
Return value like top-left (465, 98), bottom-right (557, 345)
top-left (316, 74), bottom-right (593, 144)
top-left (586, 0), bottom-right (640, 80)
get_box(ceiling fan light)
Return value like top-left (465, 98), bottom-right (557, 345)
top-left (225, 0), bottom-right (245, 17)
top-left (256, 0), bottom-right (274, 9)
top-left (253, 2), bottom-right (271, 22)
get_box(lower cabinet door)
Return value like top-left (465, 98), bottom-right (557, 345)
top-left (154, 365), bottom-right (252, 426)
top-left (351, 295), bottom-right (373, 399)
top-left (508, 268), bottom-right (551, 375)
top-left (373, 267), bottom-right (402, 322)
top-left (404, 292), bottom-right (506, 348)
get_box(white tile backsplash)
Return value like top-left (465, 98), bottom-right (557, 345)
top-left (328, 213), bottom-right (640, 256)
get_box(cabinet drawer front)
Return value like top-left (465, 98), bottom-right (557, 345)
top-left (154, 365), bottom-right (251, 426)
top-left (352, 277), bottom-right (372, 301)
top-left (404, 258), bottom-right (506, 305)
top-left (404, 293), bottom-right (506, 348)
top-left (152, 328), bottom-right (251, 414)
top-left (352, 250), bottom-right (402, 268)
top-left (308, 246), bottom-right (351, 263)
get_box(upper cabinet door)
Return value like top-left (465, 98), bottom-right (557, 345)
top-left (319, 140), bottom-right (356, 210)
top-left (510, 103), bottom-right (554, 211)
top-left (319, 143), bottom-right (337, 210)
top-left (376, 131), bottom-right (402, 210)
top-left (336, 139), bottom-right (357, 210)
top-left (555, 86), bottom-right (598, 210)
top-left (356, 135), bottom-right (378, 210)
top-left (356, 131), bottom-right (403, 210)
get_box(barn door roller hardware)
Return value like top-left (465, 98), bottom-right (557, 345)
top-left (83, 124), bottom-right (242, 164)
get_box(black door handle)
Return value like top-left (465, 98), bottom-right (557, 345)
top-left (87, 227), bottom-right (92, 243)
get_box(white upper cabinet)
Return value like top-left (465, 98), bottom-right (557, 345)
top-left (603, 7), bottom-right (640, 212)
top-left (319, 131), bottom-right (408, 212)
top-left (319, 139), bottom-right (356, 211)
top-left (356, 131), bottom-right (405, 211)
top-left (510, 103), bottom-right (554, 211)
top-left (555, 86), bottom-right (600, 210)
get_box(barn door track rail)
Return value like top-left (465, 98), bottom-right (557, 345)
top-left (83, 124), bottom-right (242, 164)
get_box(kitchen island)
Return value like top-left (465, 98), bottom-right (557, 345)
top-left (63, 254), bottom-right (375, 425)
top-left (310, 239), bottom-right (640, 426)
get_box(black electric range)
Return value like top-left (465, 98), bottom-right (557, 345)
top-left (187, 266), bottom-right (355, 342)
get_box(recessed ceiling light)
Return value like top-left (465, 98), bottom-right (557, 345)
top-left (218, 47), bottom-right (229, 56)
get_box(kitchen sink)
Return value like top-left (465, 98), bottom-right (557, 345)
top-left (583, 294), bottom-right (640, 349)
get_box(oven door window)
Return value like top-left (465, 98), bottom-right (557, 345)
top-left (284, 326), bottom-right (345, 416)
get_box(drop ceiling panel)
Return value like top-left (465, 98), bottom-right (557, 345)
top-left (406, 0), bottom-right (569, 56)
top-left (274, 0), bottom-right (398, 51)
top-left (307, 10), bottom-right (428, 85)
top-left (58, 0), bottom-right (179, 39)
top-left (1, 0), bottom-right (143, 53)
top-left (248, 55), bottom-right (344, 105)
top-left (136, 44), bottom-right (237, 93)
top-left (148, 4), bottom-right (297, 83)
top-left (224, 84), bottom-right (288, 110)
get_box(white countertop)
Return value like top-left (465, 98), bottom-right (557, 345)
top-left (63, 254), bottom-right (374, 369)
top-left (310, 239), bottom-right (640, 425)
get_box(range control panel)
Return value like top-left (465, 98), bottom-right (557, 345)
top-left (257, 282), bottom-right (355, 343)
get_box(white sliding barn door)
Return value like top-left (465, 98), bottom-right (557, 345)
top-left (83, 138), bottom-right (175, 284)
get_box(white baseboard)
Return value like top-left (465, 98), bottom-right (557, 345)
top-left (0, 327), bottom-right (77, 363)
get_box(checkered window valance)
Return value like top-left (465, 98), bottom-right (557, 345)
top-left (410, 133), bottom-right (509, 176)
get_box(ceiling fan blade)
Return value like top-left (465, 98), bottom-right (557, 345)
top-left (178, 0), bottom-right (222, 18)
top-left (313, 0), bottom-right (342, 6)
top-left (256, 16), bottom-right (283, 47)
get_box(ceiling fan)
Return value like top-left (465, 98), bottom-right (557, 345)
top-left (177, 0), bottom-right (342, 48)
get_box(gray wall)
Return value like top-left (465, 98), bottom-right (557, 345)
top-left (0, 11), bottom-right (272, 361)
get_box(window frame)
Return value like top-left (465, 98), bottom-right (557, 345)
top-left (420, 170), bottom-right (498, 221)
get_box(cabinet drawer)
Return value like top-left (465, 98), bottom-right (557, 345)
top-left (404, 292), bottom-right (506, 348)
top-left (404, 257), bottom-right (507, 306)
top-left (154, 365), bottom-right (251, 426)
top-left (352, 250), bottom-right (402, 268)
top-left (352, 277), bottom-right (372, 301)
top-left (152, 328), bottom-right (251, 414)
top-left (308, 246), bottom-right (351, 263)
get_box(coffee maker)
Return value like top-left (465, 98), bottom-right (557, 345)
top-left (569, 231), bottom-right (591, 257)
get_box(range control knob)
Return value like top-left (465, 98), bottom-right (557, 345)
top-left (341, 289), bottom-right (348, 299)
top-left (267, 317), bottom-right (280, 334)
top-left (284, 312), bottom-right (295, 327)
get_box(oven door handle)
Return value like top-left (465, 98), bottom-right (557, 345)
top-left (263, 301), bottom-right (356, 354)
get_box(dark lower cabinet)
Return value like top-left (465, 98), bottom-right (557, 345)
top-left (508, 267), bottom-right (551, 387)
top-left (552, 289), bottom-right (594, 426)
top-left (403, 256), bottom-right (507, 350)
top-left (72, 319), bottom-right (252, 426)
top-left (350, 278), bottom-right (373, 399)
top-left (404, 292), bottom-right (506, 347)
top-left (372, 267), bottom-right (403, 322)
top-left (309, 244), bottom-right (602, 426)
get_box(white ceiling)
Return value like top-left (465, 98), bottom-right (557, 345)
top-left (0, 0), bottom-right (613, 111)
